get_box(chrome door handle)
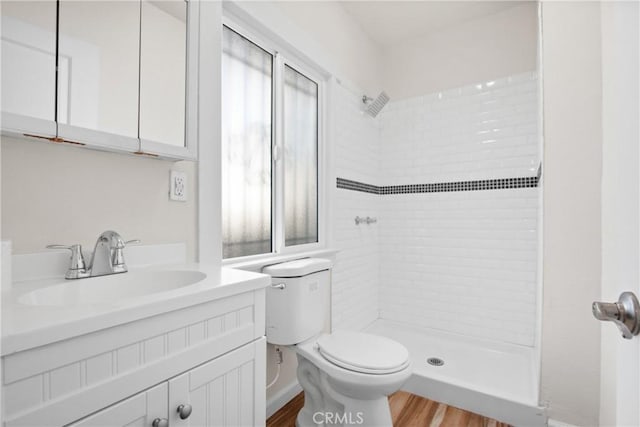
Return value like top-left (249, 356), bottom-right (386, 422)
top-left (592, 291), bottom-right (640, 339)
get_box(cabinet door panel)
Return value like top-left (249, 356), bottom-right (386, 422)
top-left (69, 382), bottom-right (167, 427)
top-left (57, 1), bottom-right (140, 141)
top-left (169, 338), bottom-right (266, 427)
top-left (1, 0), bottom-right (57, 136)
top-left (138, 0), bottom-right (199, 160)
top-left (139, 0), bottom-right (186, 148)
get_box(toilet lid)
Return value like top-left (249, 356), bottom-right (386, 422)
top-left (316, 331), bottom-right (410, 375)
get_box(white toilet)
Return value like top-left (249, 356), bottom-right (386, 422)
top-left (263, 258), bottom-right (412, 427)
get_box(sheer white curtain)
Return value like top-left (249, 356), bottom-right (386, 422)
top-left (283, 65), bottom-right (318, 246)
top-left (221, 27), bottom-right (272, 258)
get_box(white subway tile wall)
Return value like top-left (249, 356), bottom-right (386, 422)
top-left (379, 189), bottom-right (538, 345)
top-left (377, 72), bottom-right (539, 346)
top-left (330, 81), bottom-right (381, 332)
top-left (330, 72), bottom-right (539, 346)
top-left (379, 72), bottom-right (539, 185)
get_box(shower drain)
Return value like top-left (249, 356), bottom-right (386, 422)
top-left (427, 357), bottom-right (444, 367)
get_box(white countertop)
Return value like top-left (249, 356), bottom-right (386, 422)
top-left (1, 264), bottom-right (270, 356)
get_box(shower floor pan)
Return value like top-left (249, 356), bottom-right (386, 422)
top-left (366, 319), bottom-right (546, 427)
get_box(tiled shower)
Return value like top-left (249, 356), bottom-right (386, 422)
top-left (331, 71), bottom-right (540, 346)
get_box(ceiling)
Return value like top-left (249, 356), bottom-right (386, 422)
top-left (340, 1), bottom-right (525, 48)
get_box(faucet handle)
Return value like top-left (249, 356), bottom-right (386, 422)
top-left (112, 239), bottom-right (140, 249)
top-left (46, 244), bottom-right (74, 250)
top-left (111, 239), bottom-right (140, 271)
top-left (46, 244), bottom-right (88, 279)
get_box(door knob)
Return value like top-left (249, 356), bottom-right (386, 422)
top-left (177, 403), bottom-right (193, 420)
top-left (592, 291), bottom-right (640, 339)
top-left (152, 418), bottom-right (168, 427)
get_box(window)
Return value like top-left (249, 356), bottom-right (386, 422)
top-left (283, 65), bottom-right (318, 246)
top-left (221, 24), bottom-right (321, 260)
top-left (221, 26), bottom-right (272, 259)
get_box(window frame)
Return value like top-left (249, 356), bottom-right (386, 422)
top-left (221, 16), bottom-right (327, 263)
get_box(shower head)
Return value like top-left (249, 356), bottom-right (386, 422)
top-left (362, 91), bottom-right (390, 118)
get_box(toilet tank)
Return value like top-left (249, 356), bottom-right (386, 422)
top-left (263, 258), bottom-right (332, 345)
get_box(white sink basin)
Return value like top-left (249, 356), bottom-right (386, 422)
top-left (18, 270), bottom-right (207, 306)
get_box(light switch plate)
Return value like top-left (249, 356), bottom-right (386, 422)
top-left (170, 170), bottom-right (187, 201)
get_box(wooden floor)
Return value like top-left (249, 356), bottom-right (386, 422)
top-left (267, 391), bottom-right (510, 427)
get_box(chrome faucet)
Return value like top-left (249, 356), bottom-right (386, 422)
top-left (89, 231), bottom-right (140, 277)
top-left (47, 230), bottom-right (139, 280)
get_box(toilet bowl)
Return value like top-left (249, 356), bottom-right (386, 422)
top-left (298, 331), bottom-right (411, 397)
top-left (263, 259), bottom-right (413, 427)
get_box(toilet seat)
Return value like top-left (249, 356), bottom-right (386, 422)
top-left (316, 331), bottom-right (410, 375)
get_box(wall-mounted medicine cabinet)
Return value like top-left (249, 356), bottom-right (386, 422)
top-left (0, 0), bottom-right (198, 161)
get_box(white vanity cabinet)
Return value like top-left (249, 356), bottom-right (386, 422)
top-left (168, 340), bottom-right (264, 426)
top-left (68, 340), bottom-right (264, 427)
top-left (68, 383), bottom-right (168, 427)
top-left (1, 287), bottom-right (266, 427)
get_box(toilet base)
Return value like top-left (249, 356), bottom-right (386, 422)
top-left (295, 355), bottom-right (394, 427)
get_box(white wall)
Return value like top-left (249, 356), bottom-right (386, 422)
top-left (377, 72), bottom-right (539, 346)
top-left (382, 2), bottom-right (538, 100)
top-left (540, 2), bottom-right (602, 425)
top-left (599, 2), bottom-right (640, 426)
top-left (1, 137), bottom-right (197, 260)
top-left (196, 0), bottom-right (223, 265)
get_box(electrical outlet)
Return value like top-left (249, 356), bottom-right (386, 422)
top-left (170, 171), bottom-right (187, 201)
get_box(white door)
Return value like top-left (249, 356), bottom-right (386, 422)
top-left (169, 338), bottom-right (266, 427)
top-left (598, 1), bottom-right (640, 426)
top-left (68, 383), bottom-right (167, 427)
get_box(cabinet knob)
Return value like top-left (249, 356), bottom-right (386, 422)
top-left (152, 418), bottom-right (168, 427)
top-left (177, 403), bottom-right (193, 420)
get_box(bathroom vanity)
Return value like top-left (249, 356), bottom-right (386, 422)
top-left (1, 251), bottom-right (269, 426)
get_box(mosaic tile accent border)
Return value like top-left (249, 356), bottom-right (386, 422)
top-left (336, 176), bottom-right (539, 195)
top-left (335, 178), bottom-right (380, 194)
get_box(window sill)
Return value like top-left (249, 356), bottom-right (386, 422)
top-left (222, 248), bottom-right (340, 273)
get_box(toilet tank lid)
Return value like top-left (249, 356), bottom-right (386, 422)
top-left (262, 258), bottom-right (332, 277)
